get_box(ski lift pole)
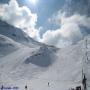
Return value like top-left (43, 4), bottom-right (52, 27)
top-left (82, 69), bottom-right (83, 82)
top-left (86, 39), bottom-right (87, 49)
top-left (83, 38), bottom-right (88, 90)
top-left (81, 38), bottom-right (87, 90)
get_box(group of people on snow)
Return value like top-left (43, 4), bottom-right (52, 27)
top-left (69, 74), bottom-right (87, 90)
top-left (0, 74), bottom-right (87, 90)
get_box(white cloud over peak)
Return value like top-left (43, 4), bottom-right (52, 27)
top-left (40, 13), bottom-right (90, 47)
top-left (0, 0), bottom-right (39, 40)
top-left (0, 0), bottom-right (90, 48)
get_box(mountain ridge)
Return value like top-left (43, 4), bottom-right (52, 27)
top-left (0, 20), bottom-right (90, 90)
top-left (0, 20), bottom-right (42, 47)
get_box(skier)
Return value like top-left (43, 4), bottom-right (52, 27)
top-left (82, 74), bottom-right (87, 90)
top-left (48, 82), bottom-right (50, 87)
top-left (71, 88), bottom-right (74, 90)
top-left (25, 85), bottom-right (27, 90)
top-left (1, 85), bottom-right (3, 90)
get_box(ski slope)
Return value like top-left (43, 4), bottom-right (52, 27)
top-left (0, 35), bottom-right (90, 90)
top-left (0, 20), bottom-right (90, 90)
top-left (0, 34), bottom-right (21, 57)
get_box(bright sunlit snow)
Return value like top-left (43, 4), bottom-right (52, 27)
top-left (0, 20), bottom-right (90, 90)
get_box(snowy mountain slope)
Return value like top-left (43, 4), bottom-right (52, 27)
top-left (0, 19), bottom-right (90, 90)
top-left (0, 34), bottom-right (21, 57)
top-left (0, 44), bottom-right (56, 86)
top-left (31, 40), bottom-right (84, 90)
top-left (0, 20), bottom-right (41, 47)
top-left (28, 36), bottom-right (90, 90)
top-left (0, 34), bottom-right (90, 90)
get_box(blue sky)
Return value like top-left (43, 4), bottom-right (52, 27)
top-left (19, 0), bottom-right (65, 33)
top-left (0, 0), bottom-right (90, 48)
top-left (0, 0), bottom-right (65, 32)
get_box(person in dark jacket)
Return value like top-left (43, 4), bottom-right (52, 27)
top-left (25, 85), bottom-right (27, 90)
top-left (1, 85), bottom-right (4, 90)
top-left (48, 82), bottom-right (50, 86)
top-left (82, 74), bottom-right (87, 90)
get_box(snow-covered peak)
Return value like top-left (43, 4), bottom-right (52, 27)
top-left (0, 20), bottom-right (41, 47)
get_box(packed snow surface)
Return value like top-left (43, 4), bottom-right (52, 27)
top-left (0, 20), bottom-right (90, 90)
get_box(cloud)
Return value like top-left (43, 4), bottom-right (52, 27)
top-left (0, 0), bottom-right (40, 40)
top-left (40, 13), bottom-right (90, 47)
top-left (0, 0), bottom-right (90, 48)
top-left (40, 0), bottom-right (90, 48)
